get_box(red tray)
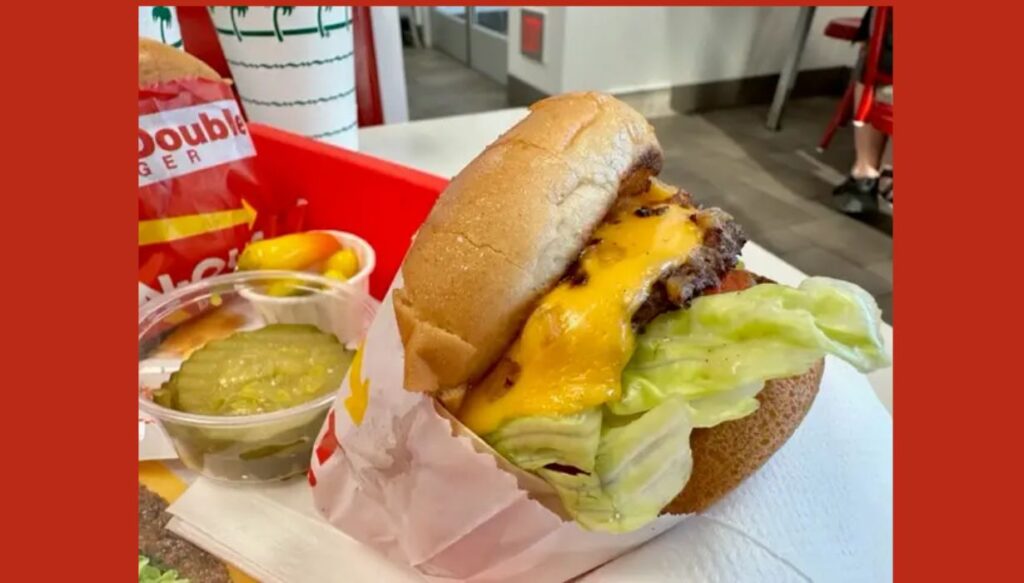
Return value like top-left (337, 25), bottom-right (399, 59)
top-left (249, 123), bottom-right (448, 299)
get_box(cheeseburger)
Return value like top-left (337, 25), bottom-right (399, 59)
top-left (395, 93), bottom-right (889, 532)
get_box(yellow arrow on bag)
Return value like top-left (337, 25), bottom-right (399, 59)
top-left (139, 199), bottom-right (257, 246)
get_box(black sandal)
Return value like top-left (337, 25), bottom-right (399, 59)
top-left (832, 175), bottom-right (880, 214)
top-left (878, 168), bottom-right (893, 205)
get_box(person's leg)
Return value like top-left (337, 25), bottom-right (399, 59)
top-left (851, 83), bottom-right (889, 179)
top-left (832, 81), bottom-right (887, 213)
top-left (874, 83), bottom-right (893, 207)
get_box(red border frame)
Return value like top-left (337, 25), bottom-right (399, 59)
top-left (7, 2), bottom-right (1016, 579)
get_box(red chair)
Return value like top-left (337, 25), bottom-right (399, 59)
top-left (817, 9), bottom-right (892, 151)
top-left (824, 17), bottom-right (862, 41)
top-left (816, 17), bottom-right (860, 152)
top-left (853, 7), bottom-right (893, 137)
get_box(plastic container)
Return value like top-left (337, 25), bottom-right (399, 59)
top-left (318, 230), bottom-right (377, 295)
top-left (240, 231), bottom-right (376, 343)
top-left (139, 270), bottom-right (379, 482)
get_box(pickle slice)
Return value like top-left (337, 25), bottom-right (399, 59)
top-left (154, 324), bottom-right (353, 416)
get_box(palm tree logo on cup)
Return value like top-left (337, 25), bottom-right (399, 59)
top-left (210, 6), bottom-right (352, 42)
top-left (316, 6), bottom-right (333, 38)
top-left (272, 6), bottom-right (296, 41)
top-left (318, 7), bottom-right (351, 38)
top-left (151, 6), bottom-right (173, 45)
top-left (229, 6), bottom-right (249, 42)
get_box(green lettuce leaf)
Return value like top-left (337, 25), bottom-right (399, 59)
top-left (494, 397), bottom-right (693, 533)
top-left (614, 277), bottom-right (889, 421)
top-left (485, 277), bottom-right (889, 532)
top-left (139, 555), bottom-right (189, 583)
top-left (489, 408), bottom-right (602, 473)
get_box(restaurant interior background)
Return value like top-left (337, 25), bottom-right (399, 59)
top-left (395, 6), bottom-right (893, 323)
top-left (160, 5), bottom-right (892, 323)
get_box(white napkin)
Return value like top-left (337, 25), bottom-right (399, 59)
top-left (168, 356), bottom-right (891, 582)
top-left (169, 479), bottom-right (424, 582)
top-left (581, 357), bottom-right (893, 582)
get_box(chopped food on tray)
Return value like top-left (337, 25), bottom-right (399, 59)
top-left (139, 484), bottom-right (229, 583)
top-left (139, 555), bottom-right (188, 583)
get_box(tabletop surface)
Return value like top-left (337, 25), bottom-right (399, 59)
top-left (358, 108), bottom-right (893, 413)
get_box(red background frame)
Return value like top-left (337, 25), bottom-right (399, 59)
top-left (4, 1), bottom-right (1015, 579)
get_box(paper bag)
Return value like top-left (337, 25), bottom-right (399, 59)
top-left (308, 272), bottom-right (687, 582)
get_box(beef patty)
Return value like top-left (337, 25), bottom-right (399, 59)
top-left (630, 194), bottom-right (747, 331)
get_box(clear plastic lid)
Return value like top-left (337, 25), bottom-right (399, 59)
top-left (139, 270), bottom-right (379, 481)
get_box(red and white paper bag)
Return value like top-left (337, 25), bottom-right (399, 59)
top-left (308, 272), bottom-right (686, 583)
top-left (138, 77), bottom-right (299, 307)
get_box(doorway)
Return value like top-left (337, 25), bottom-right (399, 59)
top-left (428, 6), bottom-right (508, 84)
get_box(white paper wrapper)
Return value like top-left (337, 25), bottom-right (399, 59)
top-left (307, 271), bottom-right (686, 582)
top-left (139, 6), bottom-right (182, 48)
top-left (209, 7), bottom-right (358, 150)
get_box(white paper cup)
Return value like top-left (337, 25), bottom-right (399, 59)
top-left (239, 230), bottom-right (376, 346)
top-left (208, 6), bottom-right (359, 150)
top-left (139, 5), bottom-right (183, 48)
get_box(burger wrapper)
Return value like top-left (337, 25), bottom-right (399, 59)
top-left (308, 272), bottom-right (687, 582)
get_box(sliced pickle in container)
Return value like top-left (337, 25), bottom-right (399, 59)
top-left (151, 324), bottom-right (354, 481)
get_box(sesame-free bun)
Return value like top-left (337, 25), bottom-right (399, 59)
top-left (394, 92), bottom-right (662, 394)
top-left (139, 37), bottom-right (222, 87)
top-left (664, 359), bottom-right (824, 514)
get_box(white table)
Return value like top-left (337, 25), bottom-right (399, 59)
top-left (359, 108), bottom-right (893, 412)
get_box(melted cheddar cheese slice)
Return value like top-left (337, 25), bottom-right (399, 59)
top-left (458, 182), bottom-right (704, 435)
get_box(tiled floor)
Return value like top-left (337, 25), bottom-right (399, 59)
top-left (403, 48), bottom-right (508, 120)
top-left (402, 49), bottom-right (893, 321)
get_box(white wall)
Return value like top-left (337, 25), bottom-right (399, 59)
top-left (507, 7), bottom-right (568, 95)
top-left (561, 7), bottom-right (675, 94)
top-left (509, 6), bottom-right (863, 95)
top-left (660, 6), bottom-right (860, 88)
